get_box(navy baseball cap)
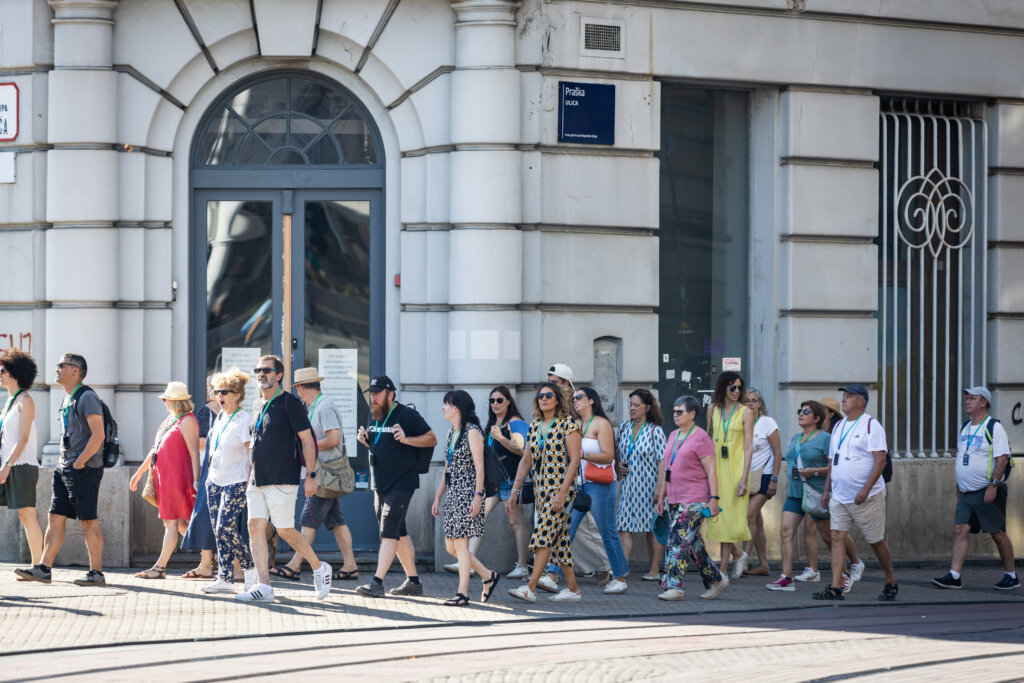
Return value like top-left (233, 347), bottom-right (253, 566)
top-left (367, 375), bottom-right (396, 393)
top-left (838, 384), bottom-right (869, 403)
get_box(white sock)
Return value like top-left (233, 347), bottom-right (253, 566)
top-left (1007, 571), bottom-right (1017, 579)
top-left (949, 570), bottom-right (960, 580)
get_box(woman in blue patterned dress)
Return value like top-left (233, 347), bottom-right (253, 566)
top-left (616, 389), bottom-right (667, 580)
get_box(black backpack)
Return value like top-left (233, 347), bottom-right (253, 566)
top-left (73, 385), bottom-right (120, 468)
top-left (959, 418), bottom-right (1012, 480)
top-left (866, 418), bottom-right (893, 483)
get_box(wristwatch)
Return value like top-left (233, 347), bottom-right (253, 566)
top-left (770, 476), bottom-right (778, 482)
top-left (307, 471), bottom-right (316, 479)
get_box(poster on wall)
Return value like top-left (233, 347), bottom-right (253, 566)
top-left (0, 83), bottom-right (18, 142)
top-left (221, 347), bottom-right (261, 415)
top-left (319, 348), bottom-right (359, 459)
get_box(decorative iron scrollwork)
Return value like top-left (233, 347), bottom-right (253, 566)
top-left (896, 168), bottom-right (975, 258)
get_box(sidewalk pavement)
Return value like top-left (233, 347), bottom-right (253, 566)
top-left (0, 563), bottom-right (1020, 655)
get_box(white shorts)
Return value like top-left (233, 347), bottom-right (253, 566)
top-left (246, 484), bottom-right (298, 529)
top-left (829, 489), bottom-right (887, 544)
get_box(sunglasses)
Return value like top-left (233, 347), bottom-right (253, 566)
top-left (572, 393), bottom-right (586, 401)
top-left (253, 367), bottom-right (276, 375)
top-left (537, 392), bottom-right (556, 400)
top-left (727, 385), bottom-right (742, 392)
top-left (797, 408), bottom-right (812, 416)
top-left (56, 362), bottom-right (80, 370)
top-left (213, 389), bottom-right (234, 396)
top-left (0, 367), bottom-right (7, 376)
top-left (488, 397), bottom-right (505, 405)
top-left (672, 409), bottom-right (685, 415)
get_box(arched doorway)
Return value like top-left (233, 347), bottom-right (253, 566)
top-left (189, 71), bottom-right (385, 551)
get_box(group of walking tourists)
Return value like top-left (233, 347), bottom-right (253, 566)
top-left (1, 350), bottom-right (1017, 605)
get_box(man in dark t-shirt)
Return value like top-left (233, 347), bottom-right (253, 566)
top-left (238, 355), bottom-right (331, 604)
top-left (355, 375), bottom-right (436, 598)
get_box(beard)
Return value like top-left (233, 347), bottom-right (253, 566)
top-left (370, 398), bottom-right (392, 421)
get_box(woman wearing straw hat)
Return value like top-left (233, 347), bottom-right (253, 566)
top-left (129, 381), bottom-right (201, 579)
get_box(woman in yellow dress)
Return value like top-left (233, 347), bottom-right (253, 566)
top-left (705, 371), bottom-right (755, 581)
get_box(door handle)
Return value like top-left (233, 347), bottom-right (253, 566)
top-left (292, 338), bottom-right (298, 350)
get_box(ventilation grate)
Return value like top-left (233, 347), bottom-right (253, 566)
top-left (584, 23), bottom-right (621, 52)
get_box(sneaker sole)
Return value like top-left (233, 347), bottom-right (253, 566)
top-left (766, 586), bottom-right (795, 592)
top-left (931, 581), bottom-right (962, 589)
top-left (994, 585), bottom-right (1021, 591)
top-left (14, 571), bottom-right (51, 584)
top-left (73, 581), bottom-right (106, 586)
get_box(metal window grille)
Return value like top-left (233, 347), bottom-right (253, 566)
top-left (584, 23), bottom-right (621, 52)
top-left (879, 99), bottom-right (987, 459)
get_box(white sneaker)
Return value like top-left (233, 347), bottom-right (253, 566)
top-left (793, 567), bottom-right (820, 582)
top-left (313, 562), bottom-right (332, 600)
top-left (242, 568), bottom-right (259, 592)
top-left (849, 560), bottom-right (865, 583)
top-left (507, 584), bottom-right (536, 603)
top-left (506, 563), bottom-right (529, 580)
top-left (201, 578), bottom-right (236, 594)
top-left (658, 588), bottom-right (685, 601)
top-left (700, 577), bottom-right (729, 600)
top-left (841, 572), bottom-right (853, 594)
top-left (730, 552), bottom-right (748, 580)
top-left (236, 583), bottom-right (274, 603)
top-left (549, 588), bottom-right (582, 602)
top-left (442, 562), bottom-right (475, 576)
top-left (603, 579), bottom-right (628, 594)
top-left (537, 574), bottom-right (559, 593)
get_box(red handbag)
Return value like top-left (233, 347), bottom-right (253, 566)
top-left (583, 460), bottom-right (615, 484)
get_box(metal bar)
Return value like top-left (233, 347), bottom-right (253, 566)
top-left (957, 119), bottom-right (966, 441)
top-left (968, 117), bottom-right (977, 389)
top-left (881, 113), bottom-right (889, 452)
top-left (902, 112), bottom-right (912, 458)
top-left (917, 112), bottom-right (925, 458)
top-left (981, 119), bottom-right (989, 388)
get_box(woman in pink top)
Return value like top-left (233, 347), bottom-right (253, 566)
top-left (653, 396), bottom-right (728, 601)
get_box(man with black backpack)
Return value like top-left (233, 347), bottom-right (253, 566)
top-left (932, 386), bottom-right (1018, 591)
top-left (355, 375), bottom-right (436, 598)
top-left (16, 353), bottom-right (106, 586)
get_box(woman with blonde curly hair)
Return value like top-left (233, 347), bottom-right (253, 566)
top-left (200, 368), bottom-right (258, 594)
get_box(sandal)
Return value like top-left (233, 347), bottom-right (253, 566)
top-left (135, 566), bottom-right (166, 580)
top-left (268, 565), bottom-right (301, 581)
top-left (743, 566), bottom-right (770, 576)
top-left (443, 593), bottom-right (470, 606)
top-left (332, 569), bottom-right (359, 581)
top-left (481, 570), bottom-right (500, 603)
top-left (182, 567), bottom-right (214, 579)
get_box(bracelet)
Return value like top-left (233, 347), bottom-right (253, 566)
top-left (710, 495), bottom-right (720, 499)
top-left (770, 476), bottom-right (778, 482)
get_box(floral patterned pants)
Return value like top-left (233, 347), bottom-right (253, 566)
top-left (207, 481), bottom-right (254, 581)
top-left (662, 502), bottom-right (723, 591)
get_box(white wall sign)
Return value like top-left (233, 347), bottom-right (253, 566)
top-left (319, 348), bottom-right (359, 458)
top-left (0, 83), bottom-right (18, 142)
top-left (221, 347), bottom-right (261, 416)
top-left (723, 357), bottom-right (742, 372)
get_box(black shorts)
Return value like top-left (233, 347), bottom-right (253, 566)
top-left (956, 486), bottom-right (1007, 534)
top-left (756, 471), bottom-right (774, 497)
top-left (300, 495), bottom-right (346, 530)
top-left (375, 488), bottom-right (414, 540)
top-left (50, 466), bottom-right (103, 521)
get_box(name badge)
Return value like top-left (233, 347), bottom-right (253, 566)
top-left (832, 452), bottom-right (839, 466)
top-left (962, 452), bottom-right (969, 466)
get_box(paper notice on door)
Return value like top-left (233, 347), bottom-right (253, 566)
top-left (319, 348), bottom-right (359, 458)
top-left (222, 347), bottom-right (262, 415)
top-left (723, 357), bottom-right (742, 372)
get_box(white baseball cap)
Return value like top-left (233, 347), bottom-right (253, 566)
top-left (547, 363), bottom-right (573, 381)
top-left (963, 386), bottom-right (992, 405)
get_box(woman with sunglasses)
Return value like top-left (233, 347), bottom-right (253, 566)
top-left (180, 381), bottom-right (219, 579)
top-left (768, 400), bottom-right (862, 592)
top-left (0, 349), bottom-right (43, 571)
top-left (705, 371), bottom-right (754, 580)
top-left (200, 369), bottom-right (257, 593)
top-left (739, 388), bottom-right (781, 577)
top-left (615, 388), bottom-right (667, 581)
top-left (129, 381), bottom-right (201, 579)
top-left (653, 396), bottom-right (729, 600)
top-left (506, 383), bottom-right (582, 602)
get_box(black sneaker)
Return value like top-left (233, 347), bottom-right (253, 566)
top-left (878, 582), bottom-right (899, 601)
top-left (74, 570), bottom-right (106, 586)
top-left (355, 580), bottom-right (385, 598)
top-left (389, 578), bottom-right (424, 596)
top-left (931, 572), bottom-right (962, 589)
top-left (994, 573), bottom-right (1021, 591)
top-left (14, 564), bottom-right (51, 584)
top-left (811, 584), bottom-right (844, 601)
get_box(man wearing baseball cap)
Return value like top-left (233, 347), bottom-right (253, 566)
top-left (932, 386), bottom-right (1018, 591)
top-left (815, 384), bottom-right (899, 602)
top-left (355, 375), bottom-right (436, 597)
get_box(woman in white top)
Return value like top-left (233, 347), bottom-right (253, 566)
top-left (740, 389), bottom-right (781, 577)
top-left (0, 349), bottom-right (43, 568)
top-left (201, 368), bottom-right (257, 594)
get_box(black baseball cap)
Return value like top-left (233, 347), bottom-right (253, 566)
top-left (367, 375), bottom-right (396, 393)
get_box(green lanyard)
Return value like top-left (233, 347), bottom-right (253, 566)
top-left (580, 416), bottom-right (595, 438)
top-left (719, 403), bottom-right (738, 443)
top-left (0, 389), bottom-right (24, 433)
top-left (256, 389), bottom-right (282, 432)
top-left (795, 429), bottom-right (819, 463)
top-left (373, 403), bottom-right (397, 446)
top-left (61, 382), bottom-right (83, 431)
top-left (487, 419), bottom-right (505, 448)
top-left (156, 412), bottom-right (186, 450)
top-left (448, 429), bottom-right (460, 467)
top-left (213, 408), bottom-right (240, 451)
top-left (669, 425), bottom-right (696, 467)
top-left (538, 419), bottom-right (556, 452)
top-left (308, 393), bottom-right (323, 420)
top-left (627, 421), bottom-right (647, 461)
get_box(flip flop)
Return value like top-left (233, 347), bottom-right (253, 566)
top-left (182, 568), bottom-right (214, 579)
top-left (268, 565), bottom-right (301, 581)
top-left (332, 569), bottom-right (359, 581)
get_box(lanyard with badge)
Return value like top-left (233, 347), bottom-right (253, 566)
top-left (373, 403), bottom-right (397, 448)
top-left (961, 419), bottom-right (987, 466)
top-left (665, 425), bottom-right (695, 482)
top-left (213, 408), bottom-right (240, 452)
top-left (832, 416), bottom-right (862, 466)
top-left (625, 421), bottom-right (647, 463)
top-left (0, 388), bottom-right (24, 449)
top-left (60, 383), bottom-right (84, 449)
top-left (718, 403), bottom-right (738, 459)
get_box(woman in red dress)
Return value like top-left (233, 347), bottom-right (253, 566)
top-left (129, 381), bottom-right (200, 578)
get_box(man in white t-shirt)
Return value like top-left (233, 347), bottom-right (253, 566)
top-left (932, 386), bottom-right (1018, 591)
top-left (815, 384), bottom-right (898, 602)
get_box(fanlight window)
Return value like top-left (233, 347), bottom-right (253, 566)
top-left (195, 76), bottom-right (378, 167)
